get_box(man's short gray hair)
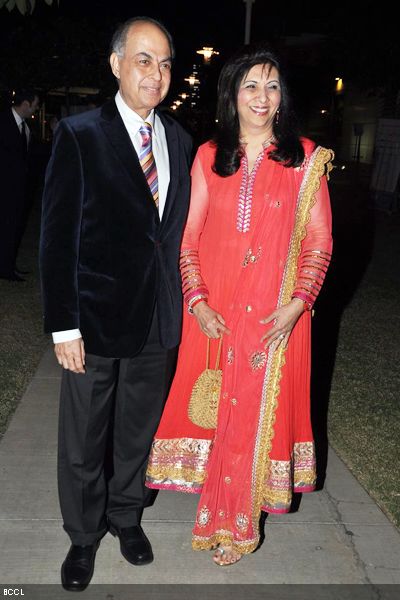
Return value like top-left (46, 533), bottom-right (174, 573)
top-left (110, 16), bottom-right (175, 59)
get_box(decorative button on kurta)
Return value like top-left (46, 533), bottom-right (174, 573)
top-left (224, 476), bottom-right (231, 484)
top-left (249, 351), bottom-right (267, 371)
top-left (243, 246), bottom-right (262, 268)
top-left (231, 398), bottom-right (237, 405)
top-left (197, 506), bottom-right (211, 527)
top-left (236, 513), bottom-right (249, 531)
top-left (227, 347), bottom-right (234, 364)
top-left (245, 305), bottom-right (252, 312)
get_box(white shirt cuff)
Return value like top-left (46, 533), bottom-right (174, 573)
top-left (52, 329), bottom-right (82, 343)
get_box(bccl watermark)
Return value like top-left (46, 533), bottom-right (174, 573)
top-left (3, 591), bottom-right (25, 597)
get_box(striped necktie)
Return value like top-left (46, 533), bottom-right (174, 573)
top-left (139, 122), bottom-right (159, 207)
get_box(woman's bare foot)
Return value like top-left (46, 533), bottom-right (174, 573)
top-left (212, 545), bottom-right (242, 566)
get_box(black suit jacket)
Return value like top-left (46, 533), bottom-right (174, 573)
top-left (40, 100), bottom-right (192, 357)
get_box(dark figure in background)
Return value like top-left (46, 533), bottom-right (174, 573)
top-left (48, 114), bottom-right (60, 139)
top-left (40, 115), bottom-right (60, 170)
top-left (0, 90), bottom-right (40, 281)
top-left (40, 17), bottom-right (192, 591)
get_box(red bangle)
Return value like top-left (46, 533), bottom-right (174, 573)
top-left (190, 297), bottom-right (205, 310)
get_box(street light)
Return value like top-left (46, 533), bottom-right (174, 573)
top-left (184, 74), bottom-right (200, 86)
top-left (196, 46), bottom-right (219, 63)
top-left (335, 77), bottom-right (344, 93)
top-left (184, 65), bottom-right (201, 107)
top-left (243, 0), bottom-right (255, 44)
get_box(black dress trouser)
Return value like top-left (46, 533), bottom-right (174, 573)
top-left (57, 309), bottom-right (177, 546)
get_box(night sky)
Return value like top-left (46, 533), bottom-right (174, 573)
top-left (1, 0), bottom-right (330, 73)
top-left (0, 0), bottom-right (397, 131)
top-left (0, 1), bottom-right (391, 77)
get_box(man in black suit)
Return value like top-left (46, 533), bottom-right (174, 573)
top-left (0, 90), bottom-right (40, 281)
top-left (40, 17), bottom-right (192, 591)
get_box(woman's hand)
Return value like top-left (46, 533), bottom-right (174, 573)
top-left (193, 301), bottom-right (231, 338)
top-left (260, 298), bottom-right (305, 350)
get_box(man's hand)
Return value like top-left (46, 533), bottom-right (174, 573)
top-left (54, 338), bottom-right (85, 374)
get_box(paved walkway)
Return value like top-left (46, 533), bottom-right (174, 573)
top-left (0, 346), bottom-right (399, 591)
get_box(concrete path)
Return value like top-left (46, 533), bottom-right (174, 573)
top-left (0, 347), bottom-right (399, 589)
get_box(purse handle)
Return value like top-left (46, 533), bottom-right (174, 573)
top-left (206, 336), bottom-right (223, 370)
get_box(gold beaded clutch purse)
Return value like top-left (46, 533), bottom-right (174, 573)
top-left (188, 336), bottom-right (223, 429)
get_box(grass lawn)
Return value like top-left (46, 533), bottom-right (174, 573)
top-left (326, 195), bottom-right (400, 526)
top-left (0, 204), bottom-right (49, 436)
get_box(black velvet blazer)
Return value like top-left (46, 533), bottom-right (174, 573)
top-left (40, 100), bottom-right (192, 357)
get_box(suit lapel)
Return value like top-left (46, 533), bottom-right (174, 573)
top-left (99, 100), bottom-right (158, 214)
top-left (158, 110), bottom-right (180, 227)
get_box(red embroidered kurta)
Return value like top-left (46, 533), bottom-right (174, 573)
top-left (146, 138), bottom-right (333, 554)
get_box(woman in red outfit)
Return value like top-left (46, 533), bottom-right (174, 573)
top-left (146, 44), bottom-right (333, 565)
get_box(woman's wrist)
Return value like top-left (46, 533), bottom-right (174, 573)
top-left (191, 299), bottom-right (207, 316)
top-left (290, 297), bottom-right (308, 313)
top-left (291, 292), bottom-right (312, 310)
top-left (188, 297), bottom-right (207, 314)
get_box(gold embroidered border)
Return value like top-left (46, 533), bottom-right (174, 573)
top-left (263, 488), bottom-right (292, 510)
top-left (192, 531), bottom-right (259, 554)
top-left (294, 470), bottom-right (316, 487)
top-left (263, 470), bottom-right (317, 512)
top-left (263, 442), bottom-right (316, 509)
top-left (250, 146), bottom-right (334, 546)
top-left (146, 437), bottom-right (212, 488)
top-left (146, 465), bottom-right (206, 487)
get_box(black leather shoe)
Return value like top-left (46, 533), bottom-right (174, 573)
top-left (61, 542), bottom-right (99, 591)
top-left (109, 524), bottom-right (154, 565)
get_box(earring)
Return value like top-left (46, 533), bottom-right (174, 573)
top-left (275, 109), bottom-right (280, 125)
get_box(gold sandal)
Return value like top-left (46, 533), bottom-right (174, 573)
top-left (212, 545), bottom-right (242, 566)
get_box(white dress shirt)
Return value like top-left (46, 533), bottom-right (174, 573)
top-left (115, 91), bottom-right (170, 217)
top-left (52, 92), bottom-right (171, 344)
top-left (12, 107), bottom-right (30, 144)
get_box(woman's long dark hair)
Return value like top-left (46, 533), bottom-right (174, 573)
top-left (213, 43), bottom-right (304, 177)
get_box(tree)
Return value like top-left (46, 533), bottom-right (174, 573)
top-left (0, 0), bottom-right (58, 15)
